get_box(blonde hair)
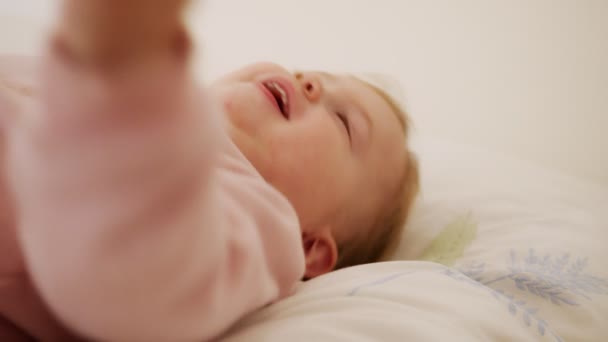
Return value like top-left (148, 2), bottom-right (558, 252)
top-left (334, 79), bottom-right (420, 270)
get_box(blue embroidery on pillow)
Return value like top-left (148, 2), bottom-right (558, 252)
top-left (347, 271), bottom-right (415, 296)
top-left (345, 249), bottom-right (607, 341)
top-left (449, 249), bottom-right (608, 341)
top-left (443, 267), bottom-right (562, 341)
top-left (463, 249), bottom-right (608, 305)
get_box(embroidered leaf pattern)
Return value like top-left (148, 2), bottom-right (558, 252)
top-left (504, 249), bottom-right (608, 304)
top-left (419, 214), bottom-right (477, 266)
top-left (450, 249), bottom-right (607, 341)
top-left (443, 268), bottom-right (563, 342)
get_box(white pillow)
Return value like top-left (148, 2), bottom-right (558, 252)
top-left (221, 136), bottom-right (608, 342)
top-left (396, 135), bottom-right (608, 262)
top-left (397, 136), bottom-right (608, 341)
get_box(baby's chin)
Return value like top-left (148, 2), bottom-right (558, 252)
top-left (227, 122), bottom-right (274, 178)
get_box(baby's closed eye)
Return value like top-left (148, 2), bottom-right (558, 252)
top-left (334, 111), bottom-right (351, 141)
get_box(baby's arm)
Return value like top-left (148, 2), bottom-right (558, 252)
top-left (6, 1), bottom-right (304, 341)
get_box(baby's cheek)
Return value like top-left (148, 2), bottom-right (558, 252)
top-left (266, 127), bottom-right (353, 227)
top-left (281, 131), bottom-right (344, 189)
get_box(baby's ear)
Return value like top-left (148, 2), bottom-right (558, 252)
top-left (302, 228), bottom-right (338, 279)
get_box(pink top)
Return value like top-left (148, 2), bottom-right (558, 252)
top-left (0, 50), bottom-right (305, 341)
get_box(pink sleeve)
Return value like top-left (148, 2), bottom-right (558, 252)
top-left (6, 49), bottom-right (305, 341)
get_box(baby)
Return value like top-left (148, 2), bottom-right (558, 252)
top-left (0, 0), bottom-right (418, 341)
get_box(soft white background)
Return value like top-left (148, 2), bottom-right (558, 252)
top-left (1, 0), bottom-right (607, 186)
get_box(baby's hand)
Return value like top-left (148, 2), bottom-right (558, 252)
top-left (55, 0), bottom-right (190, 67)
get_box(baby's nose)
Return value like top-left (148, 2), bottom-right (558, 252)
top-left (297, 73), bottom-right (323, 102)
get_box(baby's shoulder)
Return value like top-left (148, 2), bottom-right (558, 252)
top-left (216, 139), bottom-right (299, 221)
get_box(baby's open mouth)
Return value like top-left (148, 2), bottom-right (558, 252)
top-left (262, 81), bottom-right (290, 119)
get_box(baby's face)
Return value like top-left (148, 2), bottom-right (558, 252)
top-left (210, 62), bottom-right (405, 252)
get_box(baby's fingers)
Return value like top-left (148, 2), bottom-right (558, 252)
top-left (56, 0), bottom-right (190, 66)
